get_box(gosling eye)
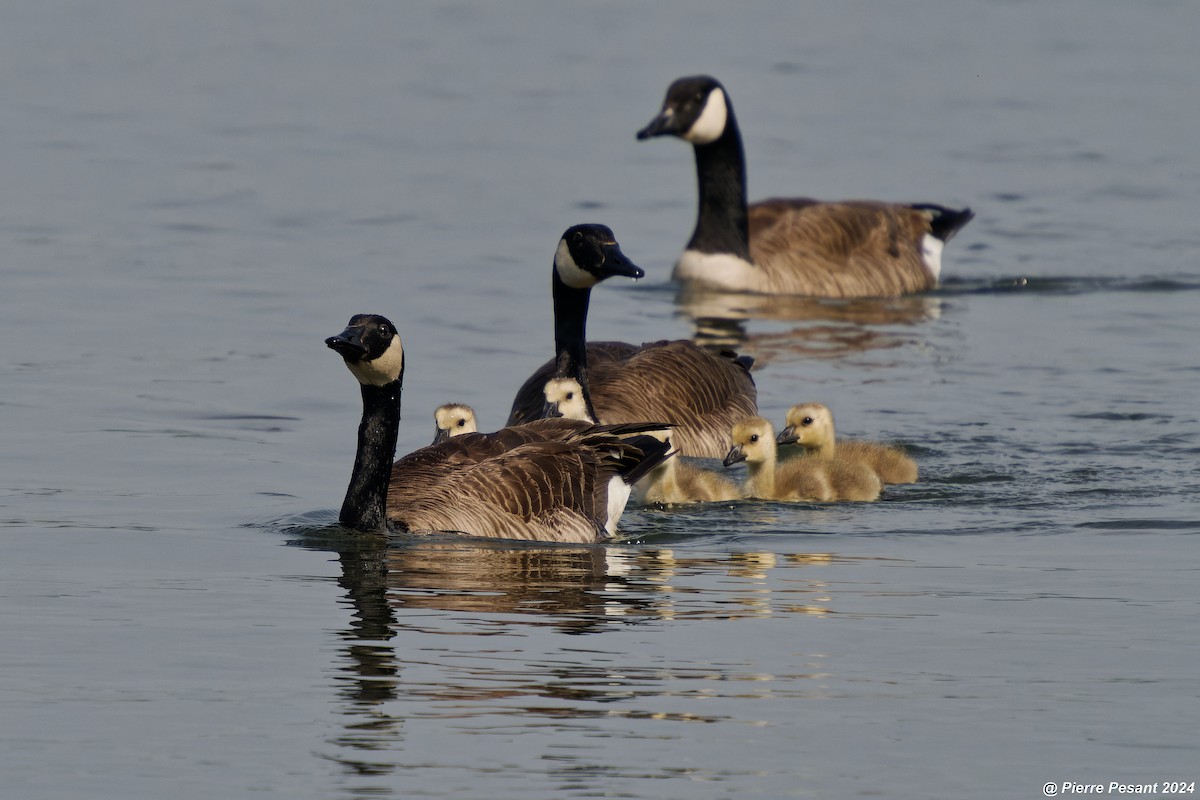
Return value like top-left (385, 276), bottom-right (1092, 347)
top-left (565, 391), bottom-right (574, 400)
top-left (802, 417), bottom-right (814, 426)
top-left (749, 434), bottom-right (759, 443)
top-left (456, 419), bottom-right (466, 428)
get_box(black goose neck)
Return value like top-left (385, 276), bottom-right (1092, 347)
top-left (339, 378), bottom-right (401, 533)
top-left (550, 269), bottom-right (600, 422)
top-left (688, 114), bottom-right (751, 260)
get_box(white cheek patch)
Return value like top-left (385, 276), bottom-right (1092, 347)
top-left (920, 234), bottom-right (944, 281)
top-left (683, 88), bottom-right (728, 145)
top-left (555, 239), bottom-right (599, 289)
top-left (347, 335), bottom-right (405, 387)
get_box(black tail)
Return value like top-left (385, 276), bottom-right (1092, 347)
top-left (617, 435), bottom-right (673, 486)
top-left (911, 204), bottom-right (975, 242)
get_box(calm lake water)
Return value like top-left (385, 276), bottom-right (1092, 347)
top-left (3, 2), bottom-right (1198, 798)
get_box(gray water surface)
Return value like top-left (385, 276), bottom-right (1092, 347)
top-left (3, 2), bottom-right (1199, 799)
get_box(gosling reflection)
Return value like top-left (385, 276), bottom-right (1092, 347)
top-left (295, 531), bottom-right (852, 788)
top-left (675, 283), bottom-right (942, 364)
top-left (380, 542), bottom-right (655, 634)
top-left (366, 543), bottom-right (842, 624)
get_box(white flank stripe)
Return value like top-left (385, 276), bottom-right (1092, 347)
top-left (920, 234), bottom-right (944, 281)
top-left (605, 475), bottom-right (632, 536)
top-left (674, 249), bottom-right (761, 291)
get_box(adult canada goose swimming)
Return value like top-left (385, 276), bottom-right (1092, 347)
top-left (544, 376), bottom-right (740, 505)
top-left (507, 223), bottom-right (758, 459)
top-left (326, 313), bottom-right (671, 543)
top-left (637, 75), bottom-right (974, 298)
top-left (724, 417), bottom-right (881, 502)
top-left (777, 402), bottom-right (918, 485)
top-left (431, 403), bottom-right (478, 444)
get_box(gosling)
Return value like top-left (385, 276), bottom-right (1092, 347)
top-left (431, 403), bottom-right (478, 444)
top-left (777, 403), bottom-right (917, 485)
top-left (725, 416), bottom-right (881, 502)
top-left (637, 431), bottom-right (741, 505)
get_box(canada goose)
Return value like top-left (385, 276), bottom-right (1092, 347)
top-left (432, 403), bottom-right (478, 444)
top-left (544, 376), bottom-right (739, 505)
top-left (507, 223), bottom-right (758, 459)
top-left (326, 313), bottom-right (671, 543)
top-left (724, 416), bottom-right (881, 502)
top-left (777, 402), bottom-right (918, 484)
top-left (637, 75), bottom-right (974, 298)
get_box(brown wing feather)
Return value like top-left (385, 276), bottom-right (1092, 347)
top-left (587, 341), bottom-right (756, 458)
top-left (508, 340), bottom-right (756, 459)
top-left (387, 423), bottom-right (667, 543)
top-left (748, 200), bottom-right (938, 298)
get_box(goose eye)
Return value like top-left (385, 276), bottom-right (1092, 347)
top-left (379, 326), bottom-right (391, 338)
top-left (573, 231), bottom-right (584, 243)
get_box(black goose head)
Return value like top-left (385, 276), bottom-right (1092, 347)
top-left (550, 225), bottom-right (643, 426)
top-left (637, 74), bottom-right (730, 145)
top-left (326, 314), bottom-right (405, 387)
top-left (553, 224), bottom-right (645, 290)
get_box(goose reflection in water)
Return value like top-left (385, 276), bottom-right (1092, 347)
top-left (674, 282), bottom-right (944, 365)
top-left (290, 532), bottom-right (846, 784)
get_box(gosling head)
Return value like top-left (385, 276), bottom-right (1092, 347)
top-left (542, 376), bottom-right (593, 422)
top-left (432, 403), bottom-right (478, 445)
top-left (724, 416), bottom-right (777, 468)
top-left (325, 314), bottom-right (404, 387)
top-left (777, 403), bottom-right (835, 448)
top-left (637, 74), bottom-right (730, 146)
top-left (554, 223), bottom-right (645, 290)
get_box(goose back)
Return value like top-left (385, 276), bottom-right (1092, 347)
top-left (388, 421), bottom-right (670, 543)
top-left (509, 339), bottom-right (756, 459)
top-left (744, 200), bottom-right (958, 298)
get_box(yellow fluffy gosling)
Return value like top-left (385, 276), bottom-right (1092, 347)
top-left (725, 416), bottom-right (881, 502)
top-left (431, 403), bottom-right (478, 444)
top-left (637, 431), bottom-right (741, 505)
top-left (778, 403), bottom-right (917, 485)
